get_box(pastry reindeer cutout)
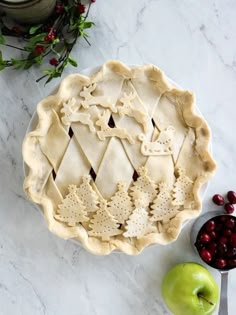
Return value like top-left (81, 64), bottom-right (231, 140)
top-left (118, 92), bottom-right (149, 133)
top-left (96, 110), bottom-right (135, 144)
top-left (61, 98), bottom-right (95, 132)
top-left (80, 83), bottom-right (117, 112)
top-left (139, 126), bottom-right (175, 156)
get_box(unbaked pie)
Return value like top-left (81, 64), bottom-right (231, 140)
top-left (23, 60), bottom-right (216, 255)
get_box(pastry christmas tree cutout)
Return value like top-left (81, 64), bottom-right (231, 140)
top-left (88, 199), bottom-right (122, 241)
top-left (172, 168), bottom-right (194, 208)
top-left (139, 126), bottom-right (175, 156)
top-left (55, 185), bottom-right (89, 226)
top-left (107, 182), bottom-right (133, 224)
top-left (76, 175), bottom-right (99, 212)
top-left (79, 83), bottom-right (117, 112)
top-left (95, 110), bottom-right (135, 144)
top-left (124, 200), bottom-right (156, 239)
top-left (150, 182), bottom-right (179, 222)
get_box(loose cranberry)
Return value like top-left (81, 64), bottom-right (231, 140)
top-left (215, 258), bottom-right (227, 269)
top-left (227, 191), bottom-right (236, 204)
top-left (209, 231), bottom-right (217, 239)
top-left (218, 242), bottom-right (227, 255)
top-left (230, 233), bottom-right (236, 247)
top-left (212, 194), bottom-right (225, 205)
top-left (49, 58), bottom-right (59, 66)
top-left (225, 218), bottom-right (235, 229)
top-left (199, 249), bottom-right (212, 263)
top-left (219, 236), bottom-right (228, 244)
top-left (205, 220), bottom-right (216, 232)
top-left (199, 233), bottom-right (211, 244)
top-left (226, 247), bottom-right (236, 257)
top-left (224, 203), bottom-right (234, 214)
top-left (56, 4), bottom-right (64, 14)
top-left (207, 242), bottom-right (217, 255)
top-left (223, 229), bottom-right (232, 237)
top-left (228, 259), bottom-right (236, 268)
top-left (34, 45), bottom-right (46, 55)
top-left (78, 4), bottom-right (86, 14)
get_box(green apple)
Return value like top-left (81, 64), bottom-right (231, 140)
top-left (161, 262), bottom-right (219, 315)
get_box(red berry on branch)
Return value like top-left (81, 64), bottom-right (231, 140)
top-left (44, 33), bottom-right (55, 42)
top-left (78, 4), bottom-right (86, 14)
top-left (56, 4), bottom-right (64, 14)
top-left (34, 45), bottom-right (46, 55)
top-left (12, 26), bottom-right (20, 34)
top-left (49, 58), bottom-right (59, 66)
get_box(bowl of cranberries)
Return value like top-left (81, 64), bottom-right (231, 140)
top-left (192, 190), bottom-right (236, 270)
top-left (195, 214), bottom-right (236, 270)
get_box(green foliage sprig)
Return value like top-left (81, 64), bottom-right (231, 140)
top-left (0, 0), bottom-right (95, 83)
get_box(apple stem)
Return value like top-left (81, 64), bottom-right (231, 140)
top-left (198, 294), bottom-right (214, 306)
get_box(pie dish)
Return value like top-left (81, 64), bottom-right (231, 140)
top-left (23, 60), bottom-right (216, 255)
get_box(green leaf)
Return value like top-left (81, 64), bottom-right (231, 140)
top-left (83, 21), bottom-right (95, 29)
top-left (24, 33), bottom-right (47, 50)
top-left (0, 34), bottom-right (5, 45)
top-left (68, 56), bottom-right (78, 67)
top-left (29, 24), bottom-right (43, 35)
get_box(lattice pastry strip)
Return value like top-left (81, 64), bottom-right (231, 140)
top-left (71, 106), bottom-right (110, 173)
top-left (130, 65), bottom-right (170, 117)
top-left (39, 109), bottom-right (70, 172)
top-left (152, 93), bottom-right (188, 163)
top-left (55, 135), bottom-right (90, 196)
top-left (95, 137), bottom-right (134, 199)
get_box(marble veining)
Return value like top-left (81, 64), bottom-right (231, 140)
top-left (0, 0), bottom-right (236, 314)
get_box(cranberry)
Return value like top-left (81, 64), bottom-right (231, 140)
top-left (227, 191), bottom-right (236, 204)
top-left (219, 236), bottom-right (228, 244)
top-left (220, 215), bottom-right (228, 223)
top-left (199, 249), bottom-right (212, 263)
top-left (205, 220), bottom-right (216, 232)
top-left (78, 4), bottom-right (86, 14)
top-left (225, 218), bottom-right (235, 229)
top-left (212, 194), bottom-right (225, 205)
top-left (215, 258), bottom-right (227, 269)
top-left (49, 58), bottom-right (59, 66)
top-left (228, 259), bottom-right (236, 268)
top-left (91, 0), bottom-right (96, 2)
top-left (34, 45), bottom-right (46, 55)
top-left (215, 223), bottom-right (223, 232)
top-left (223, 229), bottom-right (232, 237)
top-left (230, 233), bottom-right (236, 247)
top-left (209, 231), bottom-right (217, 239)
top-left (207, 242), bottom-right (217, 255)
top-left (56, 4), bottom-right (64, 14)
top-left (195, 240), bottom-right (204, 250)
top-left (224, 203), bottom-right (234, 214)
top-left (226, 247), bottom-right (236, 257)
top-left (218, 242), bottom-right (227, 255)
top-left (199, 233), bottom-right (211, 244)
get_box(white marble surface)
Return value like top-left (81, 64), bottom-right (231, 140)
top-left (0, 0), bottom-right (236, 314)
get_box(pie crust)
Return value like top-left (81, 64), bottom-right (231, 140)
top-left (23, 60), bottom-right (216, 255)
